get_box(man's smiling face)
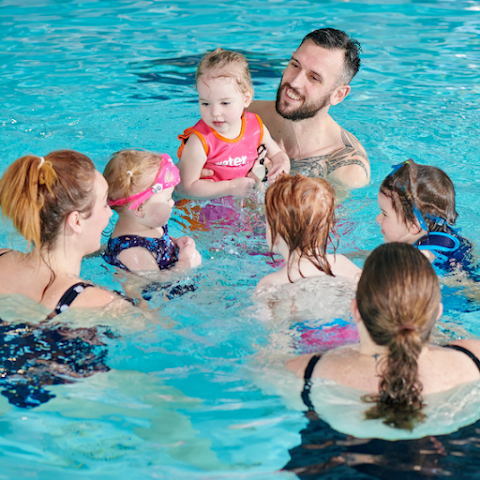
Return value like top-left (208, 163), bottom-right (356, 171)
top-left (275, 40), bottom-right (346, 121)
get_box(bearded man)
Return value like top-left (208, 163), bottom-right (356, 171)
top-left (250, 28), bottom-right (370, 188)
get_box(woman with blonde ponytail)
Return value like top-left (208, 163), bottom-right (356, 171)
top-left (0, 150), bottom-right (125, 316)
top-left (288, 243), bottom-right (480, 430)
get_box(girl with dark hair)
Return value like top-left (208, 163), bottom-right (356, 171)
top-left (288, 243), bottom-right (480, 430)
top-left (256, 173), bottom-right (361, 289)
top-left (0, 150), bottom-right (127, 315)
top-left (377, 159), bottom-right (472, 271)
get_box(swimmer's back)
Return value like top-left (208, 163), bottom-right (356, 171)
top-left (288, 342), bottom-right (480, 395)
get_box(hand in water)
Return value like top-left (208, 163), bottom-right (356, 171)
top-left (176, 236), bottom-right (202, 268)
top-left (229, 177), bottom-right (255, 197)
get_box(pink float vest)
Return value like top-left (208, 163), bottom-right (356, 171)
top-left (177, 112), bottom-right (264, 182)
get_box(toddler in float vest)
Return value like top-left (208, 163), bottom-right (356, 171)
top-left (177, 48), bottom-right (290, 200)
top-left (256, 173), bottom-right (361, 289)
top-left (377, 159), bottom-right (472, 271)
top-left (103, 150), bottom-right (201, 272)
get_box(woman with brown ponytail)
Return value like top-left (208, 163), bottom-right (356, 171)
top-left (288, 243), bottom-right (480, 429)
top-left (0, 150), bottom-right (125, 316)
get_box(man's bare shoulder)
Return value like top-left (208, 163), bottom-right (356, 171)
top-left (327, 127), bottom-right (370, 187)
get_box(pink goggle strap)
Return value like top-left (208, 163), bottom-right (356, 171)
top-left (108, 154), bottom-right (180, 210)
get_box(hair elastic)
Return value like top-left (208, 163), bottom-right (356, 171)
top-left (398, 324), bottom-right (416, 333)
top-left (38, 157), bottom-right (45, 168)
top-left (126, 170), bottom-right (133, 177)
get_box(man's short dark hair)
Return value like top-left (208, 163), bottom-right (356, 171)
top-left (301, 28), bottom-right (362, 85)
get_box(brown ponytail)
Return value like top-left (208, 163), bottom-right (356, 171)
top-left (357, 243), bottom-right (441, 429)
top-left (0, 150), bottom-right (96, 252)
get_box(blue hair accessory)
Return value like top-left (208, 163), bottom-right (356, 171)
top-left (388, 159), bottom-right (410, 177)
top-left (425, 213), bottom-right (446, 226)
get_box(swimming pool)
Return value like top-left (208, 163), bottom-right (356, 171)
top-left (2, 0), bottom-right (480, 478)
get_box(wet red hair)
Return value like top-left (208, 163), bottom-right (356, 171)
top-left (265, 173), bottom-right (336, 281)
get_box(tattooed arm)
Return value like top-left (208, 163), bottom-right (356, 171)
top-left (290, 129), bottom-right (370, 188)
top-left (326, 129), bottom-right (370, 187)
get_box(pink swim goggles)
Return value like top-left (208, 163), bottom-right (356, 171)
top-left (109, 154), bottom-right (181, 210)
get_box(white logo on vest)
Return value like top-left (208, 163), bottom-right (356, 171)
top-left (215, 155), bottom-right (247, 167)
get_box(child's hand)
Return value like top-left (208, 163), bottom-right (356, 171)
top-left (199, 168), bottom-right (215, 180)
top-left (266, 151), bottom-right (290, 182)
top-left (228, 176), bottom-right (255, 197)
top-left (175, 235), bottom-right (195, 250)
top-left (176, 236), bottom-right (202, 268)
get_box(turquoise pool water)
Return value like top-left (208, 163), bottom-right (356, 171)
top-left (2, 0), bottom-right (480, 478)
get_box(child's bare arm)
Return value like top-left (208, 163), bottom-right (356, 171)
top-left (118, 247), bottom-right (161, 272)
top-left (177, 134), bottom-right (255, 199)
top-left (261, 125), bottom-right (290, 182)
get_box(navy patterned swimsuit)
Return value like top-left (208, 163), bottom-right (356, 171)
top-left (103, 225), bottom-right (178, 272)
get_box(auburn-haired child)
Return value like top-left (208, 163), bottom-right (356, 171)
top-left (377, 159), bottom-right (472, 271)
top-left (103, 150), bottom-right (201, 272)
top-left (256, 174), bottom-right (361, 289)
top-left (177, 48), bottom-right (290, 200)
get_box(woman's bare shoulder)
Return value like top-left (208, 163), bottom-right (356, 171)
top-left (69, 285), bottom-right (124, 309)
top-left (286, 354), bottom-right (317, 377)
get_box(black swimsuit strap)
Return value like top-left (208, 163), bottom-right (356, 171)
top-left (0, 250), bottom-right (12, 258)
top-left (301, 354), bottom-right (322, 411)
top-left (55, 282), bottom-right (93, 314)
top-left (46, 282), bottom-right (93, 320)
top-left (443, 344), bottom-right (480, 372)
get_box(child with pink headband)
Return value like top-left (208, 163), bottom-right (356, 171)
top-left (103, 150), bottom-right (201, 272)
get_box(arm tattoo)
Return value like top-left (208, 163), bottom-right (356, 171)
top-left (290, 129), bottom-right (369, 179)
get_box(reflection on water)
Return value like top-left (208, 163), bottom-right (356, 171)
top-left (286, 411), bottom-right (480, 479)
top-left (0, 319), bottom-right (111, 408)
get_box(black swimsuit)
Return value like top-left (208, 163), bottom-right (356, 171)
top-left (301, 346), bottom-right (480, 411)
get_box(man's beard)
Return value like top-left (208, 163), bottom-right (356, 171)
top-left (275, 82), bottom-right (331, 121)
